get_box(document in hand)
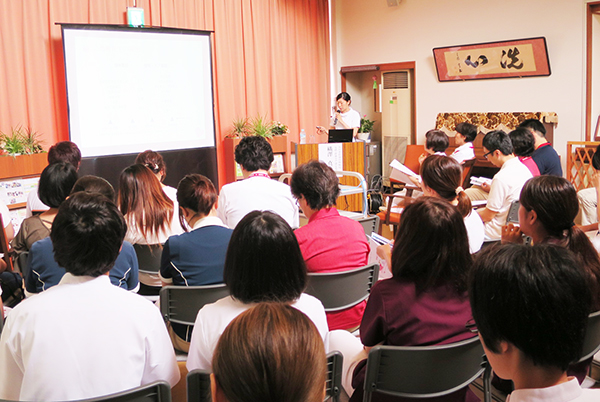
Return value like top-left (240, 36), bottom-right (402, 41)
top-left (389, 159), bottom-right (419, 184)
top-left (469, 176), bottom-right (493, 186)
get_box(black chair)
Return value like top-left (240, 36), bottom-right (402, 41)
top-left (305, 263), bottom-right (378, 312)
top-left (159, 284), bottom-right (229, 326)
top-left (133, 244), bottom-right (163, 275)
top-left (187, 369), bottom-right (211, 402)
top-left (362, 336), bottom-right (491, 402)
top-left (80, 381), bottom-right (171, 402)
top-left (578, 310), bottom-right (600, 363)
top-left (356, 215), bottom-right (380, 236)
top-left (186, 352), bottom-right (343, 402)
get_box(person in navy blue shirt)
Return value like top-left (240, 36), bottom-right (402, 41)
top-left (160, 174), bottom-right (233, 352)
top-left (24, 176), bottom-right (139, 296)
top-left (519, 119), bottom-right (562, 176)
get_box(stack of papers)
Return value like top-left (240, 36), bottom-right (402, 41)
top-left (389, 159), bottom-right (419, 184)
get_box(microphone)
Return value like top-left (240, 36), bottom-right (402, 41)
top-left (333, 109), bottom-right (341, 126)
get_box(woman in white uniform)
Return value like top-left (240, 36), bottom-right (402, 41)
top-left (317, 92), bottom-right (361, 140)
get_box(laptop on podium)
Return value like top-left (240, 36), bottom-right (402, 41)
top-left (328, 129), bottom-right (354, 143)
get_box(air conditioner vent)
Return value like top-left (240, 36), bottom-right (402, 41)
top-left (383, 71), bottom-right (409, 89)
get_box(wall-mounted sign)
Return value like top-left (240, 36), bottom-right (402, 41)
top-left (433, 37), bottom-right (550, 82)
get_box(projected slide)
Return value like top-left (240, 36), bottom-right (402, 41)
top-left (62, 25), bottom-right (215, 157)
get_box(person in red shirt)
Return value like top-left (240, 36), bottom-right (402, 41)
top-left (291, 160), bottom-right (370, 331)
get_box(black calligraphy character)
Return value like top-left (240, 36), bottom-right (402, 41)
top-left (501, 47), bottom-right (524, 70)
top-left (464, 55), bottom-right (488, 68)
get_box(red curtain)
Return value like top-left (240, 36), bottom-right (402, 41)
top-left (0, 0), bottom-right (330, 186)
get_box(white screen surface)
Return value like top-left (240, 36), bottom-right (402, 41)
top-left (62, 26), bottom-right (215, 157)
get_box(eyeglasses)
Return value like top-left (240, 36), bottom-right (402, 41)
top-left (465, 318), bottom-right (478, 334)
top-left (483, 150), bottom-right (494, 159)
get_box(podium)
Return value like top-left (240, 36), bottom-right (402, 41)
top-left (295, 142), bottom-right (367, 213)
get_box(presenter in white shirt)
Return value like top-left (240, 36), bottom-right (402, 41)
top-left (316, 92), bottom-right (361, 140)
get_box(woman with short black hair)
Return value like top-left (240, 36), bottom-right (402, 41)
top-left (12, 162), bottom-right (78, 259)
top-left (186, 211), bottom-right (328, 372)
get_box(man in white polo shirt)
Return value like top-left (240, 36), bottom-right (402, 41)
top-left (476, 130), bottom-right (532, 241)
top-left (218, 136), bottom-right (299, 229)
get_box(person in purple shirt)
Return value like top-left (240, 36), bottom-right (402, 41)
top-left (351, 197), bottom-right (476, 402)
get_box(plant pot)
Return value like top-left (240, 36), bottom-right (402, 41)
top-left (357, 132), bottom-right (371, 142)
top-left (0, 153), bottom-right (47, 180)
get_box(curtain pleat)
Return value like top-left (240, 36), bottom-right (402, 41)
top-left (0, 0), bottom-right (329, 186)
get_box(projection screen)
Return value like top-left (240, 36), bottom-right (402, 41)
top-left (61, 24), bottom-right (216, 158)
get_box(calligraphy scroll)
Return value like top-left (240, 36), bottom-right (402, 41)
top-left (433, 37), bottom-right (550, 82)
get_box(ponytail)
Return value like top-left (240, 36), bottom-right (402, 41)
top-left (566, 226), bottom-right (600, 310)
top-left (455, 188), bottom-right (472, 218)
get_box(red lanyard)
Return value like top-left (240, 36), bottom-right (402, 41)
top-left (248, 172), bottom-right (270, 179)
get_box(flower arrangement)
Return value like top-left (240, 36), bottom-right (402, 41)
top-left (270, 121), bottom-right (289, 137)
top-left (359, 115), bottom-right (375, 134)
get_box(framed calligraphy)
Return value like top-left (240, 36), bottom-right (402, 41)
top-left (433, 37), bottom-right (550, 82)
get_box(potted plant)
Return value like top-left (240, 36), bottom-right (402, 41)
top-left (0, 126), bottom-right (47, 179)
top-left (358, 115), bottom-right (375, 141)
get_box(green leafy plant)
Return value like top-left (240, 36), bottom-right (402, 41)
top-left (0, 126), bottom-right (44, 156)
top-left (250, 114), bottom-right (274, 138)
top-left (359, 115), bottom-right (375, 133)
top-left (228, 117), bottom-right (252, 138)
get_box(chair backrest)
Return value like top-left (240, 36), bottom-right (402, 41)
top-left (403, 144), bottom-right (425, 174)
top-left (362, 336), bottom-right (487, 401)
top-left (80, 381), bottom-right (171, 402)
top-left (187, 369), bottom-right (212, 402)
top-left (159, 284), bottom-right (230, 326)
top-left (133, 244), bottom-right (163, 275)
top-left (186, 353), bottom-right (344, 402)
top-left (326, 351), bottom-right (343, 402)
top-left (357, 215), bottom-right (380, 236)
top-left (578, 310), bottom-right (600, 362)
top-left (305, 263), bottom-right (379, 312)
top-left (461, 158), bottom-right (476, 188)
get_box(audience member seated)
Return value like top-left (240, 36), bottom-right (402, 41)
top-left (159, 174), bottom-right (232, 352)
top-left (135, 149), bottom-right (177, 202)
top-left (577, 144), bottom-right (600, 226)
top-left (186, 211), bottom-right (328, 372)
top-left (211, 303), bottom-right (327, 402)
top-left (421, 155), bottom-right (484, 253)
top-left (217, 136), bottom-right (299, 229)
top-left (470, 130), bottom-right (532, 241)
top-left (501, 175), bottom-right (600, 388)
top-left (291, 160), bottom-right (370, 330)
top-left (118, 164), bottom-right (183, 287)
top-left (25, 141), bottom-right (81, 217)
top-left (25, 176), bottom-right (139, 296)
top-left (349, 197), bottom-right (476, 402)
top-left (519, 118), bottom-right (563, 176)
top-left (450, 122), bottom-right (476, 164)
top-left (470, 244), bottom-right (599, 402)
top-left (0, 192), bottom-right (179, 401)
top-left (509, 127), bottom-right (540, 176)
top-left (11, 162), bottom-right (78, 268)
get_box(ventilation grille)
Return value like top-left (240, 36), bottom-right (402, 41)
top-left (383, 71), bottom-right (409, 89)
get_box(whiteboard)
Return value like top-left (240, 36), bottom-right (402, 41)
top-left (62, 25), bottom-right (216, 157)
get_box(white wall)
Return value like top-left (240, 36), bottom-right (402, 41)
top-left (332, 0), bottom-right (589, 164)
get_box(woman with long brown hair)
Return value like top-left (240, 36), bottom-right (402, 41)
top-left (118, 164), bottom-right (182, 286)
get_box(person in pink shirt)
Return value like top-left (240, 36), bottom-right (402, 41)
top-left (291, 160), bottom-right (370, 331)
top-left (509, 127), bottom-right (540, 177)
